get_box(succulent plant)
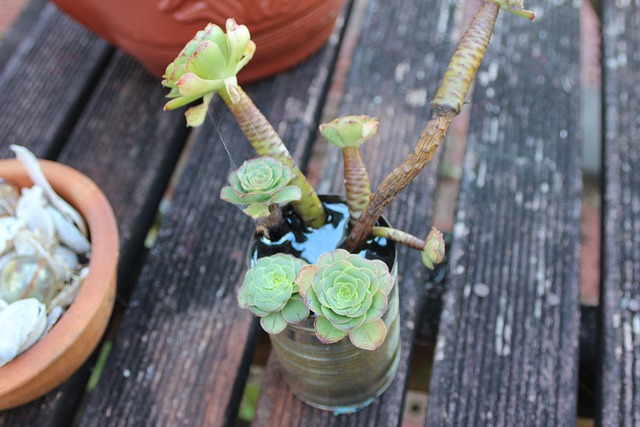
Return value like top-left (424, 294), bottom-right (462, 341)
top-left (320, 116), bottom-right (378, 223)
top-left (163, 0), bottom-right (534, 350)
top-left (162, 19), bottom-right (256, 127)
top-left (162, 19), bottom-right (326, 228)
top-left (238, 254), bottom-right (309, 334)
top-left (319, 115), bottom-right (379, 149)
top-left (422, 227), bottom-right (445, 269)
top-left (220, 157), bottom-right (301, 219)
top-left (296, 249), bottom-right (395, 350)
top-left (371, 226), bottom-right (446, 270)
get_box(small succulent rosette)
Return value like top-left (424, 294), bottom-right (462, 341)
top-left (238, 254), bottom-right (310, 334)
top-left (319, 115), bottom-right (379, 149)
top-left (422, 227), bottom-right (445, 269)
top-left (296, 249), bottom-right (395, 351)
top-left (162, 18), bottom-right (256, 126)
top-left (220, 157), bottom-right (301, 218)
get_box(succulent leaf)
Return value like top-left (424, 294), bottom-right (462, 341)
top-left (220, 157), bottom-right (301, 219)
top-left (260, 312), bottom-right (288, 335)
top-left (422, 227), bottom-right (445, 269)
top-left (184, 93), bottom-right (214, 127)
top-left (319, 116), bottom-right (379, 148)
top-left (281, 297), bottom-right (310, 324)
top-left (238, 254), bottom-right (309, 334)
top-left (296, 249), bottom-right (394, 350)
top-left (314, 316), bottom-right (349, 344)
top-left (348, 319), bottom-right (387, 351)
top-left (162, 19), bottom-right (255, 127)
top-left (365, 291), bottom-right (388, 322)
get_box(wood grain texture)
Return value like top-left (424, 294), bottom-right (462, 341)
top-left (0, 4), bottom-right (112, 159)
top-left (253, 0), bottom-right (460, 424)
top-left (425, 1), bottom-right (582, 426)
top-left (55, 51), bottom-right (191, 298)
top-left (74, 17), bottom-right (348, 427)
top-left (599, 0), bottom-right (640, 424)
top-left (0, 0), bottom-right (47, 74)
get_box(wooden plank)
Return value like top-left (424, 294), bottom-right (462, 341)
top-left (599, 0), bottom-right (640, 424)
top-left (0, 3), bottom-right (111, 159)
top-left (425, 1), bottom-right (582, 425)
top-left (0, 52), bottom-right (191, 427)
top-left (253, 0), bottom-right (460, 424)
top-left (0, 0), bottom-right (48, 74)
top-left (74, 15), bottom-right (348, 426)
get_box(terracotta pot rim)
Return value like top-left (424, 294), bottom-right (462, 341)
top-left (0, 159), bottom-right (119, 410)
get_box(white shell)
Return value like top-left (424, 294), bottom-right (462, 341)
top-left (45, 306), bottom-right (65, 333)
top-left (0, 217), bottom-right (25, 255)
top-left (16, 186), bottom-right (56, 249)
top-left (0, 298), bottom-right (47, 367)
top-left (46, 206), bottom-right (91, 255)
top-left (54, 245), bottom-right (80, 272)
top-left (10, 145), bottom-right (88, 237)
top-left (47, 267), bottom-right (88, 313)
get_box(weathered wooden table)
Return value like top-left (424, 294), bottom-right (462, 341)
top-left (0, 0), bottom-right (638, 425)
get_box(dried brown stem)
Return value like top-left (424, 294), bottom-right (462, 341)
top-left (344, 110), bottom-right (455, 251)
top-left (344, 1), bottom-right (500, 252)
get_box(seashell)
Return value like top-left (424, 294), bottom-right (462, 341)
top-left (0, 217), bottom-right (26, 256)
top-left (0, 178), bottom-right (20, 216)
top-left (15, 186), bottom-right (56, 249)
top-left (46, 206), bottom-right (91, 255)
top-left (54, 246), bottom-right (80, 273)
top-left (0, 253), bottom-right (60, 305)
top-left (9, 145), bottom-right (88, 237)
top-left (45, 306), bottom-right (65, 333)
top-left (0, 298), bottom-right (47, 367)
top-left (47, 267), bottom-right (88, 313)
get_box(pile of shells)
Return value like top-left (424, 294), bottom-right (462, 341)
top-left (0, 146), bottom-right (91, 367)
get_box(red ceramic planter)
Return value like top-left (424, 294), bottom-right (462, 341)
top-left (51, 0), bottom-right (346, 82)
top-left (0, 159), bottom-right (119, 410)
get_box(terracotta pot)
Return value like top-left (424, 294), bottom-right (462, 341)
top-left (50, 0), bottom-right (346, 82)
top-left (0, 159), bottom-right (119, 410)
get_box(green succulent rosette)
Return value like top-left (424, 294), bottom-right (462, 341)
top-left (220, 156), bottom-right (302, 219)
top-left (422, 227), bottom-right (445, 269)
top-left (238, 254), bottom-right (310, 334)
top-left (319, 115), bottom-right (379, 148)
top-left (296, 249), bottom-right (395, 350)
top-left (162, 18), bottom-right (256, 127)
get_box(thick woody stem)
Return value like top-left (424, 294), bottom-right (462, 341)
top-left (343, 147), bottom-right (371, 224)
top-left (344, 111), bottom-right (455, 251)
top-left (372, 227), bottom-right (426, 251)
top-left (344, 1), bottom-right (500, 252)
top-left (220, 87), bottom-right (327, 228)
top-left (432, 1), bottom-right (500, 113)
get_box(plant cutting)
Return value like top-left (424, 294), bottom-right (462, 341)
top-left (162, 0), bottom-right (533, 412)
top-left (0, 147), bottom-right (118, 410)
